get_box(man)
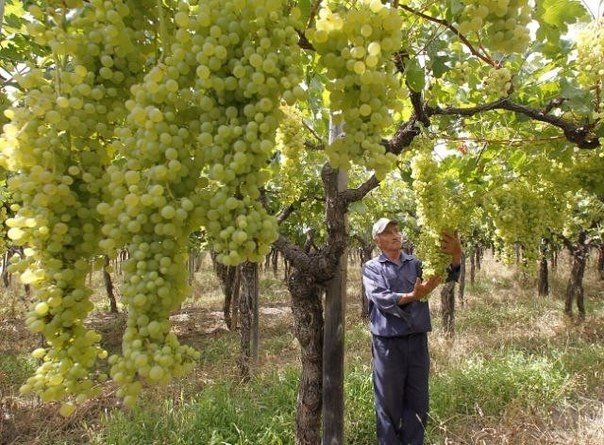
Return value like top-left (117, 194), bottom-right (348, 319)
top-left (362, 217), bottom-right (462, 445)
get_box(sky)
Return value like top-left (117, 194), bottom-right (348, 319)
top-left (583, 0), bottom-right (603, 17)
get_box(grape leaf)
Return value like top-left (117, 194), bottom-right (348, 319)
top-left (405, 59), bottom-right (425, 93)
top-left (539, 0), bottom-right (589, 30)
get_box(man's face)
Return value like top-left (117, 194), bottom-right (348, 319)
top-left (375, 223), bottom-right (402, 252)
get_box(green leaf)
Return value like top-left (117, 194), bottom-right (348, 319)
top-left (431, 55), bottom-right (449, 78)
top-left (508, 150), bottom-right (527, 170)
top-left (540, 0), bottom-right (589, 30)
top-left (298, 0), bottom-right (311, 25)
top-left (446, 0), bottom-right (465, 21)
top-left (405, 59), bottom-right (425, 93)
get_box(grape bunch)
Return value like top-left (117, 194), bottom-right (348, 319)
top-left (307, 0), bottom-right (405, 180)
top-left (456, 0), bottom-right (531, 54)
top-left (98, 0), bottom-right (303, 404)
top-left (410, 140), bottom-right (466, 279)
top-left (483, 66), bottom-right (513, 97)
top-left (275, 105), bottom-right (308, 202)
top-left (487, 181), bottom-right (566, 266)
top-left (0, 0), bottom-right (153, 413)
top-left (576, 19), bottom-right (604, 96)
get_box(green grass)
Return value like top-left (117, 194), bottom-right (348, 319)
top-left (2, 255), bottom-right (603, 445)
top-left (0, 352), bottom-right (36, 394)
top-left (94, 368), bottom-right (299, 445)
top-left (430, 350), bottom-right (571, 418)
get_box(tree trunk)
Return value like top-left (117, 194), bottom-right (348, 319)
top-left (238, 261), bottom-right (259, 381)
top-left (565, 232), bottom-right (588, 320)
top-left (323, 244), bottom-right (346, 445)
top-left (211, 252), bottom-right (241, 330)
top-left (358, 241), bottom-right (374, 319)
top-left (103, 255), bottom-right (118, 313)
top-left (597, 244), bottom-right (604, 280)
top-left (538, 238), bottom-right (549, 297)
top-left (289, 269), bottom-right (324, 445)
top-left (538, 255), bottom-right (549, 297)
top-left (2, 252), bottom-right (11, 287)
top-left (440, 281), bottom-right (456, 337)
top-left (469, 246), bottom-right (476, 285)
top-left (272, 248), bottom-right (279, 277)
top-left (188, 252), bottom-right (196, 284)
top-left (458, 252), bottom-right (466, 307)
top-left (475, 244), bottom-right (482, 271)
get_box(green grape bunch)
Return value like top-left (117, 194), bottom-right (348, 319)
top-left (0, 0), bottom-right (153, 414)
top-left (307, 0), bottom-right (406, 179)
top-left (410, 142), bottom-right (466, 279)
top-left (576, 18), bottom-right (604, 115)
top-left (483, 66), bottom-right (513, 97)
top-left (487, 181), bottom-right (567, 266)
top-left (97, 0), bottom-right (303, 406)
top-left (456, 0), bottom-right (531, 54)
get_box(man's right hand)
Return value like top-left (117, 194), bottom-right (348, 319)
top-left (397, 277), bottom-right (441, 304)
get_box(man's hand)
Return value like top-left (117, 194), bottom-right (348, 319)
top-left (440, 231), bottom-right (462, 266)
top-left (397, 276), bottom-right (441, 304)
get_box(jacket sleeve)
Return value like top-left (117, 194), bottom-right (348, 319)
top-left (362, 262), bottom-right (407, 318)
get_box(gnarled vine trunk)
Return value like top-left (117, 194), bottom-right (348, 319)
top-left (103, 255), bottom-right (118, 313)
top-left (288, 269), bottom-right (324, 445)
top-left (238, 261), bottom-right (259, 381)
top-left (458, 252), bottom-right (466, 307)
top-left (565, 231), bottom-right (588, 320)
top-left (469, 246), bottom-right (476, 285)
top-left (598, 244), bottom-right (604, 280)
top-left (440, 281), bottom-right (456, 337)
top-left (538, 239), bottom-right (549, 297)
top-left (211, 252), bottom-right (240, 330)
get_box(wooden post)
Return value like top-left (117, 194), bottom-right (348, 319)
top-left (322, 120), bottom-right (346, 445)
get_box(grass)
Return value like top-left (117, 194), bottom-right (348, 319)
top-left (1, 252), bottom-right (603, 444)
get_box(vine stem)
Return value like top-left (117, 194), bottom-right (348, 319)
top-left (398, 4), bottom-right (497, 67)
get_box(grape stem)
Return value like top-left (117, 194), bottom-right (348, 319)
top-left (398, 4), bottom-right (497, 68)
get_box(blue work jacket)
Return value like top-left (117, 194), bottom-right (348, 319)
top-left (362, 251), bottom-right (460, 337)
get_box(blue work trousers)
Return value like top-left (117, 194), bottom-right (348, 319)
top-left (372, 333), bottom-right (430, 445)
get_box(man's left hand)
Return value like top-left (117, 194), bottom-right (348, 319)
top-left (440, 231), bottom-right (462, 266)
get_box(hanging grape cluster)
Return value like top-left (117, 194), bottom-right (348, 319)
top-left (576, 19), bottom-right (604, 116)
top-left (487, 180), bottom-right (566, 266)
top-left (307, 0), bottom-right (405, 180)
top-left (0, 0), bottom-right (153, 414)
top-left (97, 0), bottom-right (303, 405)
top-left (410, 139), bottom-right (467, 279)
top-left (275, 105), bottom-right (309, 202)
top-left (483, 66), bottom-right (513, 97)
top-left (456, 0), bottom-right (531, 54)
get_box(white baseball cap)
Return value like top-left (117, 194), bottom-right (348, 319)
top-left (372, 217), bottom-right (397, 238)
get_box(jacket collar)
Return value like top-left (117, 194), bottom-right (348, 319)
top-left (378, 251), bottom-right (412, 264)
